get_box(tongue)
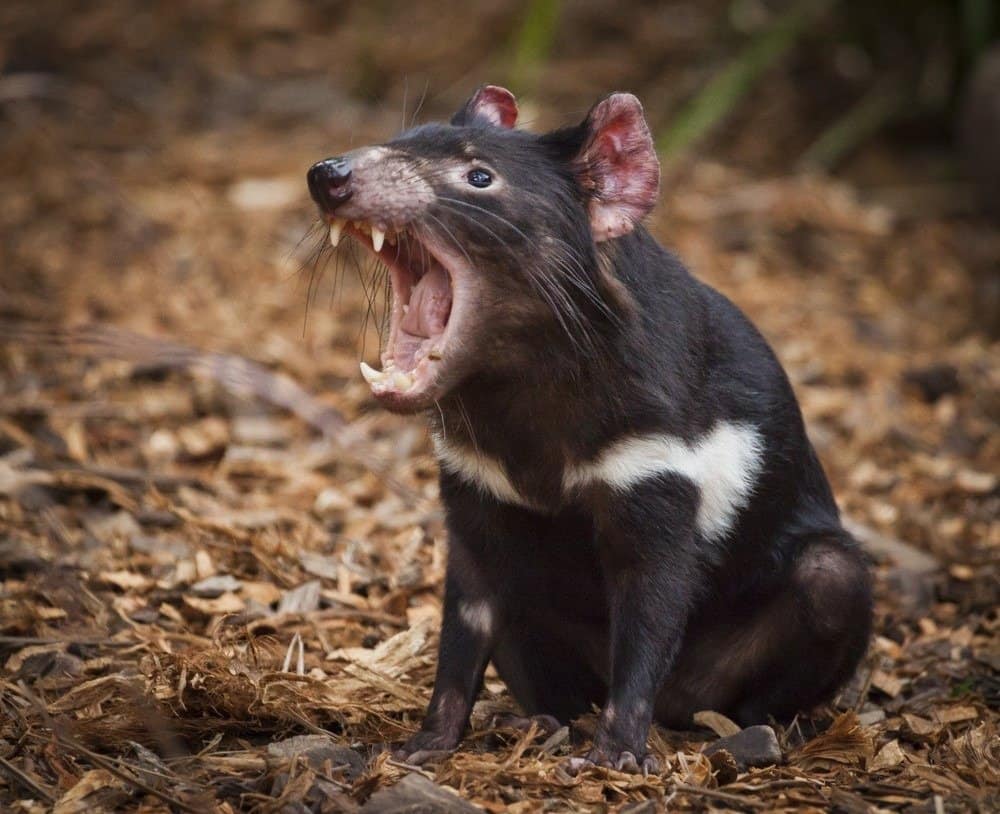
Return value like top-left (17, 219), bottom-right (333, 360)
top-left (400, 264), bottom-right (451, 338)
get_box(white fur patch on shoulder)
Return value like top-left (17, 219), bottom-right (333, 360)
top-left (565, 422), bottom-right (765, 539)
top-left (431, 434), bottom-right (535, 509)
top-left (432, 423), bottom-right (764, 538)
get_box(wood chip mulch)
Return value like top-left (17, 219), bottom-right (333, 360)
top-left (1, 3), bottom-right (997, 811)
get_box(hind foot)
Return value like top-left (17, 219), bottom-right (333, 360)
top-left (393, 729), bottom-right (460, 765)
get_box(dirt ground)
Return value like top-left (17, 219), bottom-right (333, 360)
top-left (1, 2), bottom-right (998, 812)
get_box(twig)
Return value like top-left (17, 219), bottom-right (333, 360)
top-left (12, 681), bottom-right (207, 812)
top-left (0, 754), bottom-right (56, 804)
top-left (38, 462), bottom-right (212, 493)
top-left (384, 756), bottom-right (437, 776)
top-left (0, 635), bottom-right (130, 647)
top-left (674, 782), bottom-right (767, 809)
top-left (727, 776), bottom-right (825, 792)
top-left (842, 517), bottom-right (939, 574)
top-left (51, 735), bottom-right (207, 813)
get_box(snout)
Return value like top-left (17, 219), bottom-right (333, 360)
top-left (307, 156), bottom-right (353, 212)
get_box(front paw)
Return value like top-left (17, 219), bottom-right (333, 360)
top-left (566, 748), bottom-right (660, 776)
top-left (393, 729), bottom-right (460, 765)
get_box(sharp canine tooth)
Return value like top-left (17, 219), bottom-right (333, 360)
top-left (372, 226), bottom-right (385, 252)
top-left (329, 219), bottom-right (344, 247)
top-left (359, 361), bottom-right (383, 384)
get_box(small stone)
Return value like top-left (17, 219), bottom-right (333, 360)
top-left (858, 707), bottom-right (887, 727)
top-left (704, 724), bottom-right (782, 769)
top-left (129, 606), bottom-right (160, 624)
top-left (360, 773), bottom-right (484, 813)
top-left (267, 734), bottom-right (365, 781)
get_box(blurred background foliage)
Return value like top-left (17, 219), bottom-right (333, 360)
top-left (1, 0), bottom-right (997, 331)
top-left (1, 0), bottom-right (996, 175)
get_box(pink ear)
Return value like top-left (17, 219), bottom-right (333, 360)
top-left (580, 94), bottom-right (660, 242)
top-left (452, 85), bottom-right (518, 128)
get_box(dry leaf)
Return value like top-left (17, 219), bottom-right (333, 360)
top-left (869, 739), bottom-right (906, 771)
top-left (870, 670), bottom-right (907, 698)
top-left (96, 570), bottom-right (152, 591)
top-left (934, 706), bottom-right (978, 724)
top-left (693, 709), bottom-right (742, 737)
top-left (793, 712), bottom-right (874, 772)
top-left (183, 591), bottom-right (246, 615)
top-left (53, 769), bottom-right (123, 814)
top-left (902, 713), bottom-right (942, 737)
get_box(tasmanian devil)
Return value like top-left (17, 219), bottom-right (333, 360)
top-left (306, 86), bottom-right (873, 772)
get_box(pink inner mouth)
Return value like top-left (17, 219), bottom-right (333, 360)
top-left (336, 222), bottom-right (457, 403)
top-left (394, 260), bottom-right (452, 371)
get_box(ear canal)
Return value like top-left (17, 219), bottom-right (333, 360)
top-left (579, 93), bottom-right (660, 242)
top-left (451, 85), bottom-right (518, 129)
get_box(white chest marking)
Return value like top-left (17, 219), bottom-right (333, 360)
top-left (432, 422), bottom-right (765, 540)
top-left (432, 434), bottom-right (536, 510)
top-left (564, 422), bottom-right (765, 539)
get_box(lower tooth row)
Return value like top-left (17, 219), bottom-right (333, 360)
top-left (359, 361), bottom-right (414, 391)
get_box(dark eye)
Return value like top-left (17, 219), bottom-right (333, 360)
top-left (467, 169), bottom-right (492, 188)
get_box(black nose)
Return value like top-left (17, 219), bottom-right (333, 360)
top-left (307, 156), bottom-right (353, 211)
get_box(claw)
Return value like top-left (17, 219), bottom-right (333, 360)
top-left (566, 749), bottom-right (660, 776)
top-left (615, 751), bottom-right (640, 773)
top-left (565, 756), bottom-right (595, 776)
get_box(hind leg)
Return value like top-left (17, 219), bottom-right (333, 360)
top-left (657, 536), bottom-right (872, 727)
top-left (491, 616), bottom-right (607, 723)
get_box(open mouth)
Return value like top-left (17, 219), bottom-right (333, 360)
top-left (327, 216), bottom-right (460, 410)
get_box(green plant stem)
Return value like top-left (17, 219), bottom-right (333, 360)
top-left (508, 0), bottom-right (562, 95)
top-left (657, 0), bottom-right (833, 159)
top-left (799, 79), bottom-right (907, 171)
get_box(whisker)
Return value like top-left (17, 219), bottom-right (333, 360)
top-left (409, 80), bottom-right (430, 129)
top-left (430, 200), bottom-right (599, 354)
top-left (401, 77), bottom-right (408, 134)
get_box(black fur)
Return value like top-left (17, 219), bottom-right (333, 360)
top-left (311, 90), bottom-right (873, 768)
